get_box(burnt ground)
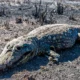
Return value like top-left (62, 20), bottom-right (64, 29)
top-left (0, 0), bottom-right (80, 80)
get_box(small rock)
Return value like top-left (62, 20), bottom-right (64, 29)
top-left (68, 74), bottom-right (74, 77)
top-left (4, 38), bottom-right (10, 41)
top-left (68, 61), bottom-right (72, 64)
top-left (48, 63), bottom-right (52, 66)
top-left (28, 75), bottom-right (35, 80)
top-left (40, 66), bottom-right (49, 71)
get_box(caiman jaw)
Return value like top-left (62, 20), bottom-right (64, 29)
top-left (13, 51), bottom-right (33, 66)
top-left (0, 51), bottom-right (33, 71)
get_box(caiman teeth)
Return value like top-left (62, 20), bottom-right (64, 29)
top-left (12, 51), bottom-right (32, 66)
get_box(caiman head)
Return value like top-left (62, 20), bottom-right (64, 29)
top-left (0, 37), bottom-right (36, 71)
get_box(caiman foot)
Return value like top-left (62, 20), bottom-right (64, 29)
top-left (46, 50), bottom-right (60, 62)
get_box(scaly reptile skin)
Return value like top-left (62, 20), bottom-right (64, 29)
top-left (0, 24), bottom-right (80, 71)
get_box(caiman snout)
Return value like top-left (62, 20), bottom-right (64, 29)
top-left (0, 38), bottom-right (35, 71)
top-left (0, 51), bottom-right (20, 71)
top-left (0, 48), bottom-right (34, 71)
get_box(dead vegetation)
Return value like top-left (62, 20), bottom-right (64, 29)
top-left (0, 0), bottom-right (78, 26)
top-left (16, 17), bottom-right (23, 23)
top-left (32, 0), bottom-right (58, 25)
top-left (57, 2), bottom-right (64, 15)
top-left (69, 14), bottom-right (77, 21)
top-left (4, 21), bottom-right (10, 30)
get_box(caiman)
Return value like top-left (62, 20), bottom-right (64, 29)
top-left (0, 24), bottom-right (80, 70)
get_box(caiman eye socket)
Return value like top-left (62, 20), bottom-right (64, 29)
top-left (16, 46), bottom-right (21, 50)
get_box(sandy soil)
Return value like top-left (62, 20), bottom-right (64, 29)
top-left (0, 0), bottom-right (80, 80)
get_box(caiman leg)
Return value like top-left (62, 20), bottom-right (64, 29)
top-left (45, 50), bottom-right (60, 62)
top-left (49, 46), bottom-right (60, 62)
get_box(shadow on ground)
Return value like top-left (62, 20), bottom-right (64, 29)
top-left (59, 43), bottom-right (80, 62)
top-left (0, 44), bottom-right (80, 79)
top-left (0, 56), bottom-right (49, 79)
